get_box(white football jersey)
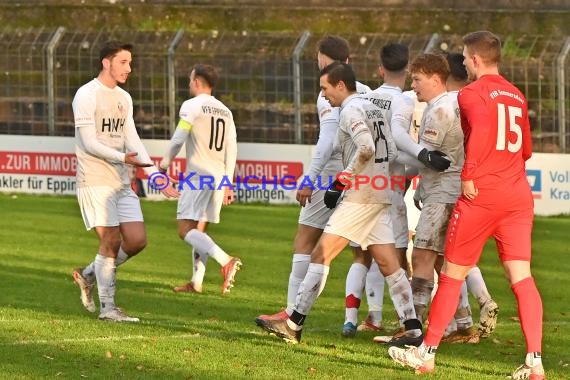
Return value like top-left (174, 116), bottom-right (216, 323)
top-left (416, 92), bottom-right (464, 204)
top-left (367, 85), bottom-right (414, 179)
top-left (171, 93), bottom-right (237, 182)
top-left (308, 81), bottom-right (371, 183)
top-left (73, 78), bottom-right (133, 188)
top-left (337, 94), bottom-right (396, 204)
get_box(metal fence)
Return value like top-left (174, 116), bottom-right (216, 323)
top-left (1, 28), bottom-right (569, 152)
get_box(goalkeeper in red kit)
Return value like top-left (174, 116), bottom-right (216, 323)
top-left (388, 30), bottom-right (545, 380)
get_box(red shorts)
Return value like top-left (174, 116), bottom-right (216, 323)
top-left (444, 199), bottom-right (533, 266)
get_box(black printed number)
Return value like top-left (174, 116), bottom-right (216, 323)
top-left (209, 117), bottom-right (226, 151)
top-left (373, 120), bottom-right (388, 162)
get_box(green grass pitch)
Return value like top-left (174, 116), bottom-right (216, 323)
top-left (0, 193), bottom-right (568, 379)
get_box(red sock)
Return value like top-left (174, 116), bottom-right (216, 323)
top-left (512, 276), bottom-right (543, 353)
top-left (424, 273), bottom-right (463, 346)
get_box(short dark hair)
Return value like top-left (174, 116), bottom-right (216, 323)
top-left (446, 52), bottom-right (468, 82)
top-left (317, 35), bottom-right (350, 62)
top-left (320, 61), bottom-right (356, 92)
top-left (99, 40), bottom-right (133, 69)
top-left (380, 43), bottom-right (409, 72)
top-left (193, 64), bottom-right (219, 88)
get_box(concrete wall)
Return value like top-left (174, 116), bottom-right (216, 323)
top-left (3, 0), bottom-right (569, 10)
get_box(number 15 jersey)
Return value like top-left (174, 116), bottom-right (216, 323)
top-left (458, 74), bottom-right (533, 210)
top-left (164, 93), bottom-right (237, 183)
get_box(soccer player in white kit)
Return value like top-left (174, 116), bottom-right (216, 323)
top-left (71, 41), bottom-right (179, 322)
top-left (343, 43), bottom-right (452, 338)
top-left (257, 62), bottom-right (423, 345)
top-left (255, 36), bottom-right (383, 328)
top-left (396, 53), bottom-right (465, 331)
top-left (158, 64), bottom-right (240, 295)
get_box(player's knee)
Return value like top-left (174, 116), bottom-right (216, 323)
top-left (100, 236), bottom-right (121, 256)
top-left (310, 247), bottom-right (327, 265)
top-left (178, 226), bottom-right (193, 240)
top-left (135, 237), bottom-right (147, 253)
top-left (124, 236), bottom-right (147, 255)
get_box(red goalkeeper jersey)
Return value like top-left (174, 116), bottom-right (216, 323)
top-left (458, 74), bottom-right (533, 210)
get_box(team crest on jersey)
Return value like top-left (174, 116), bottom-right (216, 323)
top-left (116, 101), bottom-right (126, 117)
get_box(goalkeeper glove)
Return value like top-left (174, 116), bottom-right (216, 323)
top-left (324, 180), bottom-right (346, 209)
top-left (417, 148), bottom-right (451, 172)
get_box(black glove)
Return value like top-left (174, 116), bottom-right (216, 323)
top-left (417, 148), bottom-right (451, 172)
top-left (324, 180), bottom-right (346, 209)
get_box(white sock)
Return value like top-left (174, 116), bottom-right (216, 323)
top-left (344, 263), bottom-right (367, 325)
top-left (418, 342), bottom-right (437, 361)
top-left (82, 262), bottom-right (96, 283)
top-left (365, 261), bottom-right (385, 325)
top-left (115, 247), bottom-right (130, 266)
top-left (94, 254), bottom-right (116, 311)
top-left (190, 248), bottom-right (208, 289)
top-left (411, 276), bottom-right (434, 324)
top-left (466, 266), bottom-right (491, 306)
top-left (286, 253), bottom-right (311, 315)
top-left (294, 263), bottom-right (330, 316)
top-left (386, 268), bottom-right (418, 325)
top-left (444, 318), bottom-right (458, 337)
top-left (185, 229), bottom-right (231, 266)
top-left (454, 281), bottom-right (473, 329)
top-left (525, 352), bottom-right (543, 368)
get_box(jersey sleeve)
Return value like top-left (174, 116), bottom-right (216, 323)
top-left (224, 118), bottom-right (238, 179)
top-left (341, 106), bottom-right (375, 175)
top-left (122, 95), bottom-right (156, 175)
top-left (419, 104), bottom-right (455, 149)
top-left (72, 86), bottom-right (96, 129)
top-left (76, 125), bottom-right (125, 163)
top-left (458, 87), bottom-right (495, 180)
top-left (159, 102), bottom-right (192, 170)
top-left (391, 95), bottom-right (422, 157)
top-left (305, 95), bottom-right (340, 182)
top-left (521, 110), bottom-right (532, 161)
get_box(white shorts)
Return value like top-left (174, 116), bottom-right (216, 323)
top-left (391, 190), bottom-right (409, 249)
top-left (364, 205), bottom-right (395, 248)
top-left (298, 186), bottom-right (335, 229)
top-left (177, 187), bottom-right (224, 223)
top-left (77, 186), bottom-right (143, 230)
top-left (324, 201), bottom-right (394, 250)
